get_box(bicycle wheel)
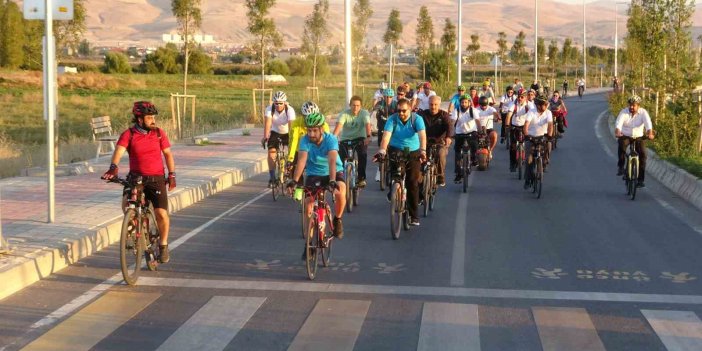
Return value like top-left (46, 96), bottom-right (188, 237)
top-left (379, 159), bottom-right (387, 191)
top-left (390, 182), bottom-right (402, 240)
top-left (321, 206), bottom-right (333, 267)
top-left (305, 216), bottom-right (319, 280)
top-left (625, 157), bottom-right (633, 195)
top-left (402, 206), bottom-right (410, 231)
top-left (422, 167), bottom-right (431, 217)
top-left (517, 145), bottom-right (524, 180)
top-left (345, 163), bottom-right (354, 213)
top-left (536, 158), bottom-right (543, 199)
top-left (120, 209), bottom-right (144, 286)
top-left (630, 158), bottom-right (638, 201)
top-left (144, 208), bottom-right (159, 271)
top-left (462, 153), bottom-right (469, 193)
top-left (300, 194), bottom-right (307, 239)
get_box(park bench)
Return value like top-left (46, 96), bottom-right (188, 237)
top-left (90, 116), bottom-right (119, 161)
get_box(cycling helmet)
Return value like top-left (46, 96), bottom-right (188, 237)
top-left (305, 112), bottom-right (325, 127)
top-left (133, 101), bottom-right (158, 118)
top-left (423, 82), bottom-right (432, 89)
top-left (457, 85), bottom-right (466, 91)
top-left (506, 85), bottom-right (514, 92)
top-left (383, 88), bottom-right (395, 98)
top-left (459, 94), bottom-right (472, 101)
top-left (478, 96), bottom-right (490, 107)
top-left (470, 86), bottom-right (477, 91)
top-left (300, 101), bottom-right (320, 116)
top-left (379, 82), bottom-right (388, 89)
top-left (534, 95), bottom-right (549, 106)
top-left (272, 91), bottom-right (287, 103)
top-left (517, 88), bottom-right (527, 96)
top-left (627, 95), bottom-right (642, 105)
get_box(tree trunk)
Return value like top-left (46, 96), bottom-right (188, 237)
top-left (260, 37), bottom-right (265, 90)
top-left (313, 48), bottom-right (318, 88)
top-left (183, 16), bottom-right (189, 96)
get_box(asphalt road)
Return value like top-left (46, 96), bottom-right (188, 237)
top-left (2, 93), bottom-right (702, 351)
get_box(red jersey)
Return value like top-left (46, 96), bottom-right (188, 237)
top-left (116, 127), bottom-right (171, 176)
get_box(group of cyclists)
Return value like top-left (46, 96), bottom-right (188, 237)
top-left (98, 77), bottom-right (652, 266)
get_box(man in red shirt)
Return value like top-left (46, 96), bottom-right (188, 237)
top-left (101, 101), bottom-right (176, 263)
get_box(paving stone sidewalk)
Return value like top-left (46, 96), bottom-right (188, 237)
top-left (0, 128), bottom-right (269, 300)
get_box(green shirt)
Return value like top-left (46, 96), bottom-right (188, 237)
top-left (338, 108), bottom-right (370, 141)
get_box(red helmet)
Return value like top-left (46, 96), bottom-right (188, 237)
top-left (423, 82), bottom-right (432, 89)
top-left (132, 101), bottom-right (158, 118)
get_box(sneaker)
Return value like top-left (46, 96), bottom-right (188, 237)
top-left (268, 179), bottom-right (276, 188)
top-left (500, 137), bottom-right (505, 144)
top-left (375, 169), bottom-right (381, 182)
top-left (409, 218), bottom-right (420, 226)
top-left (158, 245), bottom-right (169, 263)
top-left (454, 174), bottom-right (463, 183)
top-left (333, 217), bottom-right (344, 239)
top-left (357, 179), bottom-right (367, 188)
top-left (437, 176), bottom-right (446, 187)
top-left (616, 167), bottom-right (624, 176)
top-left (636, 181), bottom-right (645, 188)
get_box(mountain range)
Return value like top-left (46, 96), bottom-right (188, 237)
top-left (77, 0), bottom-right (702, 50)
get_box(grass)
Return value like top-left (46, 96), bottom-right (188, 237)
top-left (664, 155), bottom-right (702, 179)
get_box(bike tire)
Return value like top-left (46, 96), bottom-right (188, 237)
top-left (422, 167), bottom-right (431, 217)
top-left (402, 208), bottom-right (410, 231)
top-left (462, 153), bottom-right (469, 193)
top-left (390, 182), bottom-right (402, 240)
top-left (300, 194), bottom-right (307, 239)
top-left (144, 208), bottom-right (159, 272)
top-left (305, 216), bottom-right (319, 280)
top-left (345, 163), bottom-right (354, 213)
top-left (625, 158), bottom-right (633, 195)
top-left (379, 159), bottom-right (387, 191)
top-left (630, 159), bottom-right (638, 201)
top-left (477, 152), bottom-right (488, 171)
top-left (120, 209), bottom-right (144, 286)
top-left (517, 146), bottom-right (524, 180)
top-left (321, 205), bottom-right (333, 267)
top-left (536, 158), bottom-right (543, 199)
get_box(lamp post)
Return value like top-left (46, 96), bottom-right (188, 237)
top-left (534, 0), bottom-right (538, 84)
top-left (344, 0), bottom-right (352, 104)
top-left (583, 0), bottom-right (587, 85)
top-left (457, 0), bottom-right (463, 86)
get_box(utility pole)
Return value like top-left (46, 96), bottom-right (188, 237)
top-left (457, 0), bottom-right (463, 85)
top-left (344, 0), bottom-right (352, 104)
top-left (583, 0), bottom-right (587, 85)
top-left (534, 0), bottom-right (538, 84)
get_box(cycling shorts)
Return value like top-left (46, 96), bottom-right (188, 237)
top-left (268, 131), bottom-right (289, 150)
top-left (122, 174), bottom-right (168, 210)
top-left (305, 172), bottom-right (345, 187)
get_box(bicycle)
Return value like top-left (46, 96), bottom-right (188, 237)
top-left (578, 85), bottom-right (584, 99)
top-left (512, 128), bottom-right (526, 180)
top-left (621, 136), bottom-right (644, 200)
top-left (378, 147), bottom-right (390, 191)
top-left (298, 182), bottom-right (335, 280)
top-left (525, 136), bottom-right (547, 199)
top-left (262, 136), bottom-right (289, 201)
top-left (550, 110), bottom-right (564, 150)
top-left (475, 131), bottom-right (491, 171)
top-left (108, 176), bottom-right (161, 285)
top-left (456, 135), bottom-right (473, 193)
top-left (385, 149), bottom-right (411, 239)
top-left (501, 113), bottom-right (512, 150)
top-left (421, 143), bottom-right (441, 217)
top-left (340, 139), bottom-right (362, 213)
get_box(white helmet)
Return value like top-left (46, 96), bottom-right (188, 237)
top-left (379, 82), bottom-right (388, 90)
top-left (300, 101), bottom-right (320, 116)
top-left (272, 91), bottom-right (287, 103)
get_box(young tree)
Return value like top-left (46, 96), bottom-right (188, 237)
top-left (496, 31), bottom-right (508, 62)
top-left (415, 6), bottom-right (434, 80)
top-left (510, 31), bottom-right (527, 78)
top-left (172, 0), bottom-right (202, 95)
top-left (103, 52), bottom-right (132, 74)
top-left (301, 0), bottom-right (329, 87)
top-left (0, 1), bottom-right (24, 68)
top-left (547, 39), bottom-right (559, 76)
top-left (246, 0), bottom-right (284, 89)
top-left (22, 20), bottom-right (43, 70)
top-left (537, 37), bottom-right (545, 72)
top-left (561, 38), bottom-right (574, 78)
top-left (352, 0), bottom-right (373, 82)
top-left (440, 18), bottom-right (457, 83)
top-left (78, 39), bottom-right (91, 57)
top-left (383, 9), bottom-right (402, 84)
top-left (54, 0), bottom-right (86, 60)
top-left (466, 33), bottom-right (480, 81)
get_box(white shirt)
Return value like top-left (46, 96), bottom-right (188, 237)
top-left (265, 104), bottom-right (296, 134)
top-left (615, 107), bottom-right (653, 138)
top-left (475, 106), bottom-right (497, 130)
top-left (511, 102), bottom-right (530, 127)
top-left (526, 110), bottom-right (553, 137)
top-left (577, 79), bottom-right (585, 87)
top-left (527, 100), bottom-right (536, 112)
top-left (500, 94), bottom-right (516, 113)
top-left (451, 107), bottom-right (479, 134)
top-left (416, 90), bottom-right (437, 111)
top-left (373, 89), bottom-right (384, 102)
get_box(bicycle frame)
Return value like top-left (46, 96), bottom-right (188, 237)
top-left (341, 140), bottom-right (361, 189)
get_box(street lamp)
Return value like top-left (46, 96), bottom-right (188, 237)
top-left (614, 2), bottom-right (627, 79)
top-left (344, 0), bottom-right (352, 104)
top-left (457, 0), bottom-right (463, 86)
top-left (583, 0), bottom-right (587, 85)
top-left (535, 0), bottom-right (538, 84)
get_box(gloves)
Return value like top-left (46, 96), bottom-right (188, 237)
top-left (328, 180), bottom-right (338, 193)
top-left (261, 137), bottom-right (268, 149)
top-left (285, 179), bottom-right (297, 191)
top-left (101, 163), bottom-right (118, 180)
top-left (373, 149), bottom-right (387, 163)
top-left (167, 172), bottom-right (176, 191)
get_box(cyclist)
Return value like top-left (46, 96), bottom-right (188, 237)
top-left (263, 91), bottom-right (296, 187)
top-left (549, 91), bottom-right (568, 135)
top-left (577, 77), bottom-right (586, 97)
top-left (479, 82), bottom-right (496, 106)
top-left (499, 85), bottom-right (517, 144)
top-left (451, 94), bottom-right (482, 183)
top-left (523, 95), bottom-right (554, 186)
top-left (287, 112), bottom-right (346, 256)
top-left (506, 89), bottom-right (531, 172)
top-left (288, 101), bottom-right (330, 176)
top-left (543, 80), bottom-right (551, 96)
top-left (447, 85), bottom-right (466, 115)
top-left (612, 76), bottom-right (620, 92)
top-left (418, 95), bottom-right (454, 186)
top-left (526, 89), bottom-right (537, 111)
top-left (469, 86), bottom-right (480, 107)
top-left (530, 80), bottom-right (541, 94)
top-left (562, 79), bottom-right (569, 97)
top-left (403, 82), bottom-right (417, 107)
top-left (375, 98), bottom-right (427, 226)
top-left (334, 96), bottom-right (372, 188)
top-left (615, 95), bottom-right (654, 188)
top-left (513, 78), bottom-right (524, 92)
top-left (373, 82), bottom-right (388, 109)
top-left (414, 82), bottom-right (437, 111)
top-left (475, 96), bottom-right (499, 160)
top-left (101, 101), bottom-right (175, 263)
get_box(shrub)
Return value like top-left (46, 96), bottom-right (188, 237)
top-left (142, 45), bottom-right (180, 74)
top-left (266, 59), bottom-right (289, 76)
top-left (102, 52), bottom-right (131, 74)
top-left (186, 49), bottom-right (212, 74)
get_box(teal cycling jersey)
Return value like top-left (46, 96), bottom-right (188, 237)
top-left (299, 132), bottom-right (344, 176)
top-left (384, 113), bottom-right (426, 151)
top-left (449, 93), bottom-right (462, 111)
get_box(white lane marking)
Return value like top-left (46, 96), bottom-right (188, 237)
top-left (594, 110), bottom-right (616, 159)
top-left (417, 302), bottom-right (480, 351)
top-left (451, 174), bottom-right (473, 287)
top-left (27, 189), bottom-right (270, 331)
top-left (642, 309), bottom-right (702, 351)
top-left (22, 291), bottom-right (161, 351)
top-left (287, 299), bottom-right (371, 351)
top-left (156, 296), bottom-right (267, 351)
top-left (139, 277), bottom-right (702, 305)
top-left (533, 307), bottom-right (605, 351)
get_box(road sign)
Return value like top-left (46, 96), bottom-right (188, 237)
top-left (23, 0), bottom-right (74, 20)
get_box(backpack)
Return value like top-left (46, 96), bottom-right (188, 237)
top-left (392, 113), bottom-right (420, 133)
top-left (127, 126), bottom-right (162, 154)
top-left (454, 106), bottom-right (475, 128)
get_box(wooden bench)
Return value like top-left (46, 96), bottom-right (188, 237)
top-left (90, 116), bottom-right (120, 161)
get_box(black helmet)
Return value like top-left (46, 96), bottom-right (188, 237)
top-left (478, 96), bottom-right (489, 107)
top-left (534, 95), bottom-right (549, 106)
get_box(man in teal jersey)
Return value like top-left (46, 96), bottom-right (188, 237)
top-left (334, 95), bottom-right (372, 187)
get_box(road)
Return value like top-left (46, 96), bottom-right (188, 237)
top-left (2, 93), bottom-right (702, 351)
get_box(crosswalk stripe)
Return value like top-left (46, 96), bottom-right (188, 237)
top-left (417, 302), bottom-right (480, 351)
top-left (641, 309), bottom-right (702, 351)
top-left (532, 307), bottom-right (606, 351)
top-left (156, 296), bottom-right (266, 351)
top-left (287, 299), bottom-right (370, 351)
top-left (21, 291), bottom-right (160, 351)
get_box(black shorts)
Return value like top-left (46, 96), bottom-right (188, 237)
top-left (268, 131), bottom-right (289, 150)
top-left (123, 174), bottom-right (169, 210)
top-left (304, 172), bottom-right (345, 187)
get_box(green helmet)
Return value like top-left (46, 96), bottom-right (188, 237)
top-left (305, 112), bottom-right (325, 127)
top-left (457, 85), bottom-right (466, 91)
top-left (459, 94), bottom-right (472, 101)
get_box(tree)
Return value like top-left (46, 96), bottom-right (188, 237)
top-left (172, 0), bottom-right (202, 95)
top-left (466, 33), bottom-right (480, 81)
top-left (103, 52), bottom-right (131, 74)
top-left (22, 20), bottom-right (43, 70)
top-left (415, 6), bottom-right (434, 80)
top-left (510, 31), bottom-right (528, 77)
top-left (562, 38), bottom-right (574, 78)
top-left (0, 1), bottom-right (24, 68)
top-left (184, 48), bottom-right (212, 74)
top-left (440, 18), bottom-right (457, 83)
top-left (383, 9), bottom-right (403, 85)
top-left (246, 0), bottom-right (283, 89)
top-left (301, 0), bottom-right (329, 87)
top-left (266, 59), bottom-right (290, 76)
top-left (142, 44), bottom-right (180, 74)
top-left (54, 0), bottom-right (86, 59)
top-left (352, 0), bottom-right (373, 82)
top-left (78, 39), bottom-right (91, 57)
top-left (547, 39), bottom-right (559, 75)
top-left (496, 31), bottom-right (508, 62)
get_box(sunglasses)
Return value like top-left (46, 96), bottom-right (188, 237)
top-left (398, 109), bottom-right (409, 113)
top-left (275, 102), bottom-right (285, 105)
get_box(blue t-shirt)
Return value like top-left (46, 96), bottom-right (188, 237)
top-left (299, 132), bottom-right (344, 176)
top-left (384, 113), bottom-right (425, 151)
top-left (450, 93), bottom-right (462, 111)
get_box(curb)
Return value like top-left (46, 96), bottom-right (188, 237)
top-left (606, 113), bottom-right (702, 212)
top-left (0, 156), bottom-right (268, 300)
